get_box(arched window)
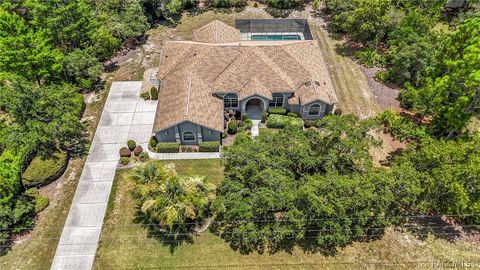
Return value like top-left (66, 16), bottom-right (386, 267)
top-left (308, 104), bottom-right (322, 116)
top-left (224, 93), bottom-right (238, 108)
top-left (182, 131), bottom-right (196, 142)
top-left (269, 93), bottom-right (284, 107)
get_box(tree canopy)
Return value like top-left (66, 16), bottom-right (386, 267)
top-left (130, 162), bottom-right (218, 233)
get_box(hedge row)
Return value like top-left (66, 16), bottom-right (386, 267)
top-left (156, 142), bottom-right (180, 153)
top-left (267, 114), bottom-right (304, 129)
top-left (268, 108), bottom-right (287, 115)
top-left (199, 142), bottom-right (220, 152)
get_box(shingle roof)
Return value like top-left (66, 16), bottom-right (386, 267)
top-left (193, 20), bottom-right (240, 44)
top-left (153, 71), bottom-right (223, 132)
top-left (154, 22), bottom-right (338, 133)
top-left (238, 77), bottom-right (271, 99)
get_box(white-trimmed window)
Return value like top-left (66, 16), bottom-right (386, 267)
top-left (224, 93), bottom-right (238, 108)
top-left (308, 104), bottom-right (322, 116)
top-left (269, 93), bottom-right (284, 107)
top-left (182, 131), bottom-right (196, 142)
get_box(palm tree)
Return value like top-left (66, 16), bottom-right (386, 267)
top-left (130, 162), bottom-right (216, 232)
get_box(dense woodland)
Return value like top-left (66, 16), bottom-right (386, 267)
top-left (0, 0), bottom-right (479, 254)
top-left (0, 0), bottom-right (150, 245)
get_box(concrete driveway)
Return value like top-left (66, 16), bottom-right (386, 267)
top-left (51, 81), bottom-right (157, 270)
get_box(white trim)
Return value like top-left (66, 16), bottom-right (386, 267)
top-left (242, 96), bottom-right (267, 112)
top-left (307, 103), bottom-right (323, 116)
top-left (181, 130), bottom-right (196, 142)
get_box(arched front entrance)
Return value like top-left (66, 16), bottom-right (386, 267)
top-left (245, 98), bottom-right (264, 120)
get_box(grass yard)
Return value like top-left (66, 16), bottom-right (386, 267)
top-left (94, 159), bottom-right (480, 270)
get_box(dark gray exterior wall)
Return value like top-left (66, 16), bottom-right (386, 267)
top-left (155, 121), bottom-right (221, 145)
top-left (300, 100), bottom-right (330, 120)
top-left (155, 126), bottom-right (176, 142)
top-left (289, 104), bottom-right (301, 114)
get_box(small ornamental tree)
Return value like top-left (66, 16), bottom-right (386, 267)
top-left (130, 162), bottom-right (217, 233)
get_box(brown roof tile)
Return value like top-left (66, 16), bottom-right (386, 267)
top-left (154, 71), bottom-right (223, 132)
top-left (193, 20), bottom-right (240, 44)
top-left (238, 77), bottom-right (271, 99)
top-left (154, 22), bottom-right (338, 132)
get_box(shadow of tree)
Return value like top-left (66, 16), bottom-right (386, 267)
top-left (133, 208), bottom-right (195, 254)
top-left (403, 215), bottom-right (475, 242)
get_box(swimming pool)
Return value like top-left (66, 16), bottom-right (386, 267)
top-left (251, 34), bottom-right (301, 41)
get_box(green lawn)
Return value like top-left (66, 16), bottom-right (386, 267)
top-left (94, 159), bottom-right (480, 270)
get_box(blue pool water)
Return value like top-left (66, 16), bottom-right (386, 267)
top-left (251, 34), bottom-right (301, 41)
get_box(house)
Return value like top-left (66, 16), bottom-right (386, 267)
top-left (152, 19), bottom-right (338, 145)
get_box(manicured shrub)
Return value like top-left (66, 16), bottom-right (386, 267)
top-left (244, 118), bottom-right (253, 129)
top-left (22, 151), bottom-right (68, 187)
top-left (228, 121), bottom-right (238, 134)
top-left (25, 188), bottom-right (49, 214)
top-left (199, 142), bottom-right (220, 152)
top-left (120, 157), bottom-right (130, 165)
top-left (268, 108), bottom-right (287, 115)
top-left (334, 108), bottom-right (343, 115)
top-left (140, 91), bottom-right (150, 100)
top-left (119, 147), bottom-right (131, 157)
top-left (261, 112), bottom-right (268, 123)
top-left (253, 2), bottom-right (259, 7)
top-left (149, 136), bottom-right (157, 149)
top-left (267, 114), bottom-right (304, 129)
top-left (127, 140), bottom-right (136, 151)
top-left (150, 87), bottom-right (158, 100)
top-left (304, 120), bottom-right (313, 128)
top-left (133, 145), bottom-right (143, 156)
top-left (139, 151), bottom-right (149, 162)
top-left (287, 112), bottom-right (299, 117)
top-left (241, 113), bottom-right (248, 121)
top-left (156, 142), bottom-right (180, 153)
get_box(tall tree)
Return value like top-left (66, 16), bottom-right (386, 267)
top-left (401, 18), bottom-right (480, 137)
top-left (0, 77), bottom-right (84, 157)
top-left (332, 0), bottom-right (392, 46)
top-left (0, 9), bottom-right (62, 85)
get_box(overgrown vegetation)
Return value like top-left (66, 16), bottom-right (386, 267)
top-left (216, 114), bottom-right (480, 254)
top-left (325, 0), bottom-right (479, 140)
top-left (0, 0), bottom-right (150, 245)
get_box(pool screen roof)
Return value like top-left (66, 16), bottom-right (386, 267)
top-left (235, 19), bottom-right (313, 40)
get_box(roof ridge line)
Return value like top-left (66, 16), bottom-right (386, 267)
top-left (253, 48), bottom-right (295, 89)
top-left (212, 52), bottom-right (242, 83)
top-left (185, 71), bottom-right (193, 117)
